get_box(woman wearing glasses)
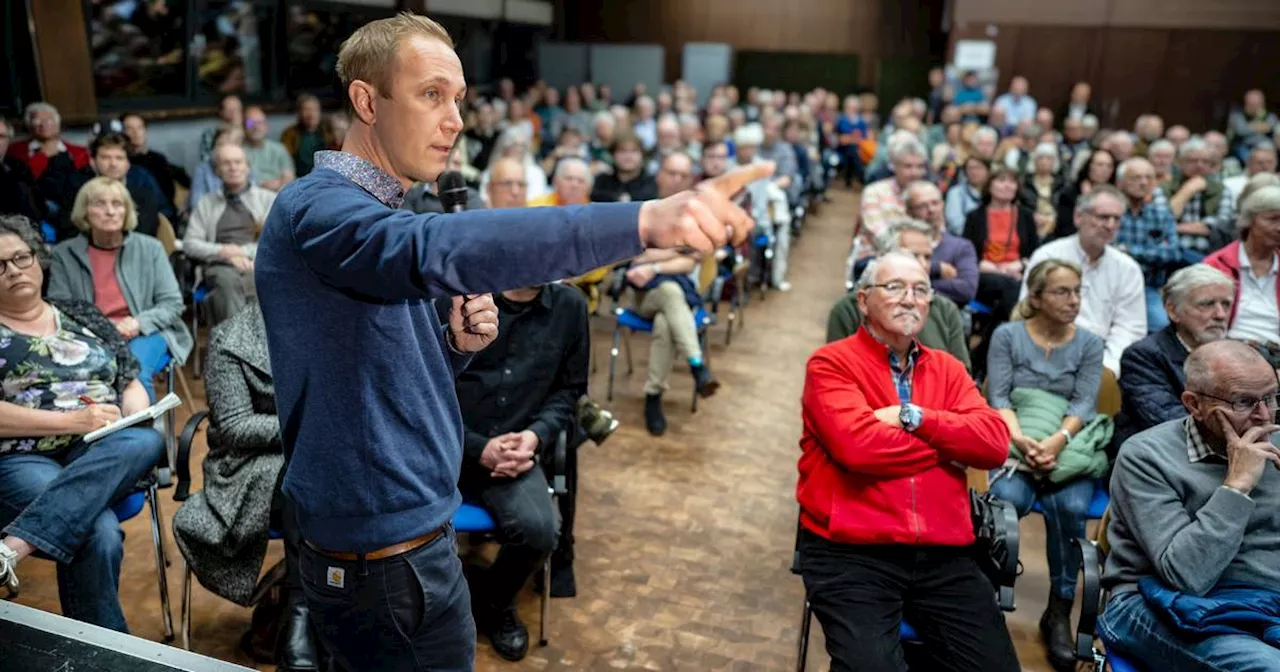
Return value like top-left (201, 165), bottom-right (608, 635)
top-left (0, 213), bottom-right (164, 631)
top-left (985, 258), bottom-right (1108, 672)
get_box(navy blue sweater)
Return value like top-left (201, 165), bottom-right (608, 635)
top-left (256, 167), bottom-right (643, 552)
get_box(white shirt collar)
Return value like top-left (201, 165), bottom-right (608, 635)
top-left (1238, 242), bottom-right (1279, 279)
top-left (29, 138), bottom-right (67, 156)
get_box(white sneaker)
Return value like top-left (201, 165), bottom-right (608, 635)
top-left (777, 281), bottom-right (793, 292)
top-left (0, 543), bottom-right (19, 598)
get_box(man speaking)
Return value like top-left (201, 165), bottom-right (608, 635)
top-left (254, 12), bottom-right (770, 672)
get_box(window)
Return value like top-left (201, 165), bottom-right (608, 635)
top-left (192, 1), bottom-right (276, 99)
top-left (285, 3), bottom-right (394, 104)
top-left (84, 0), bottom-right (190, 101)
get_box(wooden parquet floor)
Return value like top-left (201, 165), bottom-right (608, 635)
top-left (11, 189), bottom-right (1065, 670)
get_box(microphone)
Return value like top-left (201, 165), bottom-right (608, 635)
top-left (437, 171), bottom-right (469, 213)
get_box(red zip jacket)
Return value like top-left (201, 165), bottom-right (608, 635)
top-left (797, 327), bottom-right (1009, 546)
top-left (1204, 241), bottom-right (1280, 330)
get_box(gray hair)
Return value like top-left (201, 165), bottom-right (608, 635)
top-left (592, 111), bottom-right (615, 128)
top-left (857, 251), bottom-right (929, 290)
top-left (0, 214), bottom-right (51, 271)
top-left (1177, 136), bottom-right (1210, 160)
top-left (24, 102), bottom-right (60, 127)
top-left (553, 155), bottom-right (592, 183)
top-left (1076, 184), bottom-right (1126, 215)
top-left (1185, 340), bottom-right (1269, 394)
top-left (874, 219), bottom-right (934, 254)
top-left (972, 126), bottom-right (999, 146)
top-left (734, 123), bottom-right (764, 147)
top-left (1148, 139), bottom-right (1175, 157)
top-left (1081, 114), bottom-right (1099, 129)
top-left (1237, 185), bottom-right (1280, 233)
top-left (1161, 264), bottom-right (1234, 308)
top-left (1249, 143), bottom-right (1278, 161)
top-left (887, 136), bottom-right (927, 163)
top-left (1030, 142), bottom-right (1060, 173)
top-left (904, 180), bottom-right (942, 209)
top-left (1115, 157), bottom-right (1152, 182)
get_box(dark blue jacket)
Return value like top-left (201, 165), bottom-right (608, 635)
top-left (1139, 578), bottom-right (1280, 646)
top-left (1113, 325), bottom-right (1188, 458)
top-left (256, 168), bottom-right (642, 552)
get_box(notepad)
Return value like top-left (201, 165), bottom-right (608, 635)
top-left (84, 392), bottom-right (183, 443)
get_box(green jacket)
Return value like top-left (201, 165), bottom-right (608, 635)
top-left (825, 293), bottom-right (971, 371)
top-left (1007, 387), bottom-right (1112, 484)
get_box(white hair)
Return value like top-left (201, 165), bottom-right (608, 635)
top-left (24, 102), bottom-right (60, 127)
top-left (734, 123), bottom-right (764, 147)
top-left (1238, 185), bottom-right (1280, 233)
top-left (1115, 157), bottom-right (1151, 182)
top-left (1148, 139), bottom-right (1175, 156)
top-left (858, 251), bottom-right (930, 290)
top-left (874, 219), bottom-right (934, 255)
top-left (1081, 114), bottom-right (1099, 129)
top-left (553, 155), bottom-right (591, 183)
top-left (1161, 264), bottom-right (1234, 308)
top-left (1177, 136), bottom-right (1210, 160)
top-left (1031, 142), bottom-right (1060, 174)
top-left (972, 126), bottom-right (999, 146)
top-left (888, 136), bottom-right (927, 163)
top-left (593, 111), bottom-right (615, 128)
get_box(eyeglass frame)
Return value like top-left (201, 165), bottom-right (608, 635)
top-left (867, 281), bottom-right (933, 301)
top-left (0, 250), bottom-right (37, 275)
top-left (1191, 389), bottom-right (1280, 415)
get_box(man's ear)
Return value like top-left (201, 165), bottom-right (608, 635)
top-left (855, 289), bottom-right (869, 316)
top-left (348, 81), bottom-right (377, 125)
top-left (1181, 390), bottom-right (1203, 418)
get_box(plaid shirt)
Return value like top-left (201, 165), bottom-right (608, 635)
top-left (1185, 417), bottom-right (1226, 463)
top-left (1177, 185), bottom-right (1237, 253)
top-left (1117, 188), bottom-right (1181, 286)
top-left (887, 340), bottom-right (920, 405)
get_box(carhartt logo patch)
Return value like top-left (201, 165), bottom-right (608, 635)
top-left (327, 567), bottom-right (345, 588)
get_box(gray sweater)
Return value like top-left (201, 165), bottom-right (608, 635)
top-left (1104, 418), bottom-right (1280, 596)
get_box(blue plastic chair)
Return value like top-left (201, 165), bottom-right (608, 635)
top-left (188, 283), bottom-right (210, 377)
top-left (1030, 480), bottom-right (1110, 520)
top-left (606, 304), bottom-right (715, 412)
top-left (752, 232), bottom-right (774, 299)
top-left (452, 431), bottom-right (569, 648)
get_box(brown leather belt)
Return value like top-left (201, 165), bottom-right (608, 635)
top-left (305, 527), bottom-right (444, 562)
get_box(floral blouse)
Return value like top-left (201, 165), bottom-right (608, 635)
top-left (0, 306), bottom-right (123, 455)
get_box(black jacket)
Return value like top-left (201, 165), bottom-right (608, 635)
top-left (962, 204), bottom-right (1040, 264)
top-left (1112, 325), bottom-right (1189, 458)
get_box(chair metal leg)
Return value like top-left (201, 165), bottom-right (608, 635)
top-left (607, 326), bottom-right (622, 402)
top-left (147, 486), bottom-right (174, 641)
top-left (538, 556), bottom-right (551, 647)
top-left (796, 598), bottom-right (813, 672)
top-left (181, 560), bottom-right (193, 650)
top-left (623, 329), bottom-right (634, 376)
top-left (191, 304), bottom-right (202, 379)
top-left (725, 308), bottom-right (735, 346)
top-left (150, 489), bottom-right (172, 567)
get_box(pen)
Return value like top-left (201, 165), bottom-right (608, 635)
top-left (78, 395), bottom-right (94, 406)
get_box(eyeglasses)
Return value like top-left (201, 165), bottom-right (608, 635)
top-left (492, 180), bottom-right (527, 190)
top-left (0, 251), bottom-right (36, 274)
top-left (869, 282), bottom-right (932, 301)
top-left (1193, 390), bottom-right (1280, 414)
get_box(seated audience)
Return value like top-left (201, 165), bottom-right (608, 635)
top-left (0, 120), bottom-right (43, 221)
top-left (242, 106), bottom-right (295, 192)
top-left (1223, 143), bottom-right (1278, 203)
top-left (904, 180), bottom-right (979, 306)
top-left (198, 95), bottom-right (244, 162)
top-left (1114, 264), bottom-right (1234, 453)
top-left (1101, 340), bottom-right (1280, 670)
top-left (41, 131), bottom-right (171, 241)
top-left (530, 156), bottom-right (593, 207)
top-left (479, 126), bottom-right (549, 201)
top-left (403, 151), bottom-right (486, 214)
top-left (858, 136), bottom-right (928, 246)
top-left (589, 133), bottom-right (657, 203)
top-left (188, 125), bottom-right (255, 213)
top-left (1147, 139), bottom-right (1176, 184)
top-left (1021, 142), bottom-right (1065, 240)
top-left (945, 156), bottom-right (989, 235)
top-left (964, 165), bottom-right (1040, 321)
top-left (120, 113), bottom-right (189, 212)
top-left (797, 249), bottom-right (1018, 671)
top-left (6, 103), bottom-right (89, 181)
top-left (1055, 149), bottom-right (1117, 240)
top-left (1024, 185), bottom-right (1146, 376)
top-left (736, 124), bottom-right (793, 291)
top-left (184, 143), bottom-right (276, 326)
top-left (444, 262), bottom-right (588, 662)
top-left (828, 220), bottom-right (971, 370)
top-left (1165, 137), bottom-right (1236, 260)
top-left (986, 259), bottom-right (1106, 670)
top-left (171, 301), bottom-right (322, 671)
top-left (280, 94), bottom-right (335, 178)
top-left (1227, 89), bottom-right (1278, 161)
top-left (1205, 185), bottom-right (1280, 367)
top-left (47, 177), bottom-right (191, 402)
top-left (1115, 157), bottom-right (1181, 332)
top-left (760, 113), bottom-right (801, 206)
top-left (0, 214), bottom-right (163, 631)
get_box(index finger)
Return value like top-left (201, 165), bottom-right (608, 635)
top-left (1242, 423), bottom-right (1280, 444)
top-left (703, 161), bottom-right (776, 199)
top-left (1214, 408), bottom-right (1242, 442)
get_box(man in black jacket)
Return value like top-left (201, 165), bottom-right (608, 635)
top-left (0, 120), bottom-right (44, 222)
top-left (1114, 264), bottom-right (1234, 455)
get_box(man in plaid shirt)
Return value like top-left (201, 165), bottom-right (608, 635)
top-left (1115, 157), bottom-right (1180, 333)
top-left (1164, 137), bottom-right (1237, 261)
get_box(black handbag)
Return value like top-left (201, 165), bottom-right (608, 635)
top-left (970, 489), bottom-right (1020, 611)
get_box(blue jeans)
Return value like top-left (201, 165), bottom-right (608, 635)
top-left (0, 427), bottom-right (165, 631)
top-left (298, 525), bottom-right (475, 671)
top-left (988, 470), bottom-right (1095, 599)
top-left (1146, 285), bottom-right (1170, 334)
top-left (128, 333), bottom-right (172, 403)
top-left (1101, 590), bottom-right (1280, 671)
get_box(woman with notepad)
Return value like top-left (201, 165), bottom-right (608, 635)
top-left (0, 214), bottom-right (164, 633)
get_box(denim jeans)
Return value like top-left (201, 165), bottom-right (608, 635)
top-left (1146, 285), bottom-right (1170, 333)
top-left (298, 525), bottom-right (475, 672)
top-left (0, 427), bottom-right (165, 631)
top-left (798, 529), bottom-right (1020, 672)
top-left (462, 467), bottom-right (558, 612)
top-left (1100, 590), bottom-right (1280, 671)
top-left (988, 470), bottom-right (1095, 599)
top-left (128, 333), bottom-right (172, 404)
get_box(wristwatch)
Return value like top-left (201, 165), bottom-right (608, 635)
top-left (899, 404), bottom-right (924, 432)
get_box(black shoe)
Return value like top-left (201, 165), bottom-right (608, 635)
top-left (644, 394), bottom-right (666, 436)
top-left (480, 606), bottom-right (530, 662)
top-left (533, 560), bottom-right (578, 598)
top-left (276, 592), bottom-right (320, 671)
top-left (1039, 593), bottom-right (1076, 671)
top-left (691, 365), bottom-right (720, 398)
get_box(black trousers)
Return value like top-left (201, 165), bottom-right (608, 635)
top-left (798, 529), bottom-right (1020, 672)
top-left (460, 465), bottom-right (559, 611)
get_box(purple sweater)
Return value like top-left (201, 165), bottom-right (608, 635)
top-left (930, 232), bottom-right (979, 306)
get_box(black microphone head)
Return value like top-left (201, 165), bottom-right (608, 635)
top-left (437, 171), bottom-right (469, 212)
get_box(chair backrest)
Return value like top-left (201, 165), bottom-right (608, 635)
top-left (1095, 507), bottom-right (1112, 557)
top-left (1098, 368), bottom-right (1122, 417)
top-left (697, 254), bottom-right (718, 295)
top-left (155, 214), bottom-right (178, 256)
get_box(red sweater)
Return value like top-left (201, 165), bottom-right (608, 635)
top-left (797, 327), bottom-right (1009, 546)
top-left (5, 138), bottom-right (90, 180)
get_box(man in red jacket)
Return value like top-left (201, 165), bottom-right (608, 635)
top-left (797, 250), bottom-right (1019, 671)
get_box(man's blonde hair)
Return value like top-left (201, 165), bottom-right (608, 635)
top-left (336, 12), bottom-right (453, 99)
top-left (71, 177), bottom-right (138, 233)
